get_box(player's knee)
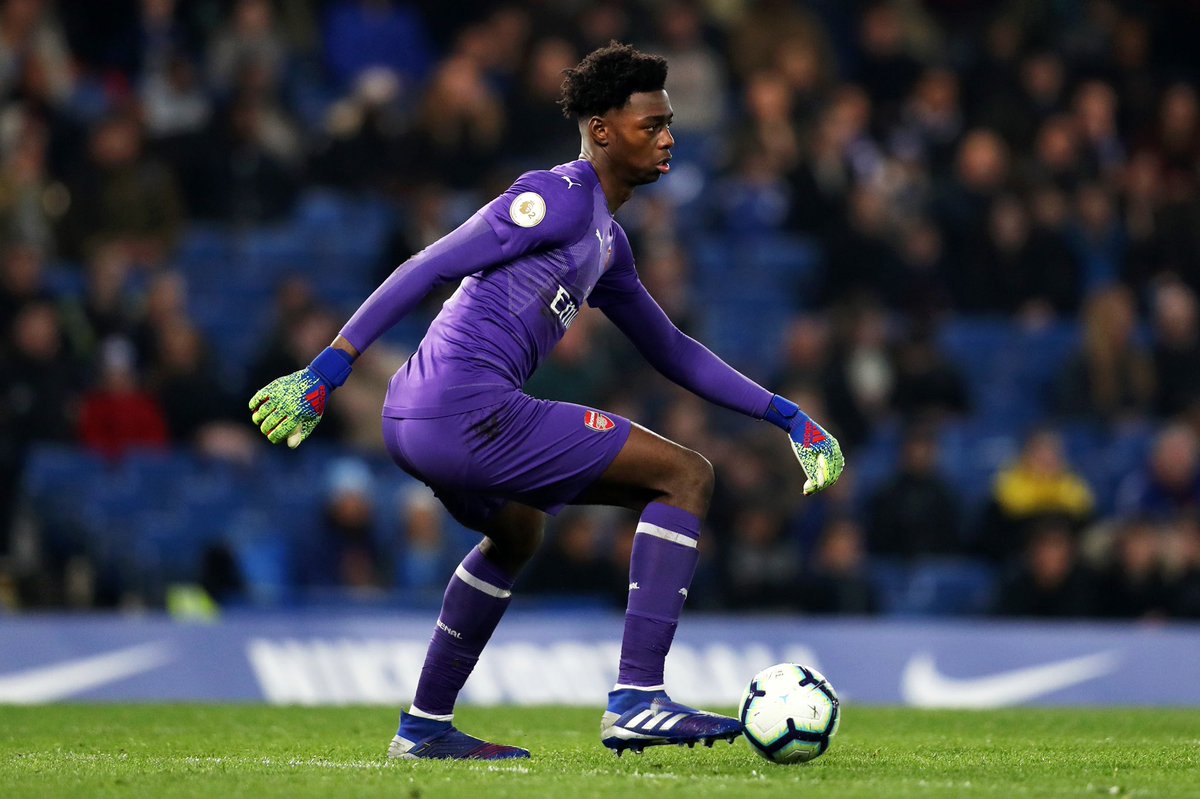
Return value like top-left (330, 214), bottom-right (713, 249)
top-left (668, 449), bottom-right (714, 516)
top-left (484, 520), bottom-right (544, 568)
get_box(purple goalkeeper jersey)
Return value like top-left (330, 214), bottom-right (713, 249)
top-left (339, 159), bottom-right (772, 420)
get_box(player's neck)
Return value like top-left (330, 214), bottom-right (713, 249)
top-left (579, 152), bottom-right (633, 214)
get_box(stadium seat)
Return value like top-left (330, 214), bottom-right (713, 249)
top-left (887, 557), bottom-right (998, 617)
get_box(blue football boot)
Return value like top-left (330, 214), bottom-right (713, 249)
top-left (387, 712), bottom-right (530, 761)
top-left (600, 688), bottom-right (742, 756)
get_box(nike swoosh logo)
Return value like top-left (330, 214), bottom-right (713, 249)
top-left (900, 650), bottom-right (1121, 708)
top-left (0, 642), bottom-right (174, 703)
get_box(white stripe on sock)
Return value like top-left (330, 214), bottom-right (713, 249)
top-left (635, 522), bottom-right (698, 548)
top-left (613, 683), bottom-right (666, 692)
top-left (408, 704), bottom-right (453, 722)
top-left (453, 564), bottom-right (512, 599)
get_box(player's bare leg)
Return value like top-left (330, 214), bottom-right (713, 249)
top-left (575, 425), bottom-right (742, 754)
top-left (389, 503), bottom-right (546, 760)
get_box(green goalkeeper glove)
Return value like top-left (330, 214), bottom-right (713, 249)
top-left (249, 347), bottom-right (353, 448)
top-left (763, 395), bottom-right (845, 495)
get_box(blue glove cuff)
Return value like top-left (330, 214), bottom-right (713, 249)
top-left (763, 394), bottom-right (801, 432)
top-left (309, 347), bottom-right (354, 388)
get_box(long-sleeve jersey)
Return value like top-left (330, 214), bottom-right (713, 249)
top-left (338, 159), bottom-right (773, 420)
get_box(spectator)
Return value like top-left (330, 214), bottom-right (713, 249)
top-left (148, 319), bottom-right (240, 442)
top-left (523, 509), bottom-right (620, 603)
top-left (1094, 518), bottom-right (1171, 619)
top-left (0, 0), bottom-right (74, 106)
top-left (1119, 150), bottom-right (1179, 298)
top-left (130, 270), bottom-right (188, 368)
top-left (891, 219), bottom-right (954, 322)
top-left (1066, 182), bottom-right (1126, 294)
top-left (0, 111), bottom-right (61, 254)
top-left (890, 321), bottom-right (970, 421)
top-left (309, 69), bottom-right (405, 193)
top-left (1166, 519), bottom-right (1200, 617)
top-left (503, 36), bottom-right (582, 170)
top-left (726, 0), bottom-right (828, 83)
top-left (394, 54), bottom-right (505, 190)
top-left (182, 93), bottom-right (300, 224)
top-left (961, 194), bottom-right (1080, 318)
top-left (1055, 284), bottom-right (1154, 424)
top-left (821, 183), bottom-right (899, 305)
top-left (1147, 83), bottom-right (1200, 194)
top-left (773, 315), bottom-right (832, 396)
top-left (800, 517), bottom-right (878, 615)
top-left (867, 423), bottom-right (962, 559)
top-left (994, 51), bottom-right (1065, 151)
top-left (58, 112), bottom-right (184, 264)
top-left (79, 244), bottom-right (136, 345)
top-left (77, 336), bottom-right (169, 460)
top-left (723, 504), bottom-right (800, 611)
top-left (141, 53), bottom-right (211, 144)
top-left (199, 543), bottom-right (245, 606)
top-left (977, 428), bottom-right (1095, 564)
top-left (207, 0), bottom-right (289, 98)
top-left (524, 310), bottom-right (618, 407)
top-left (1026, 115), bottom-right (1086, 192)
top-left (1116, 423), bottom-right (1200, 521)
top-left (1150, 280), bottom-right (1200, 417)
top-left (394, 485), bottom-right (453, 594)
top-left (823, 300), bottom-right (894, 450)
top-left (4, 301), bottom-right (79, 445)
top-left (0, 243), bottom-right (49, 327)
top-left (936, 128), bottom-right (1010, 272)
top-left (1, 300), bottom-right (77, 540)
top-left (890, 67), bottom-right (963, 176)
top-left (852, 1), bottom-right (924, 128)
top-left (648, 1), bottom-right (728, 138)
top-left (994, 518), bottom-right (1098, 617)
top-left (303, 457), bottom-right (385, 590)
top-left (1071, 80), bottom-right (1124, 179)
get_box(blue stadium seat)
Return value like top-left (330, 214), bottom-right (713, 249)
top-left (224, 507), bottom-right (295, 605)
top-left (20, 445), bottom-right (105, 499)
top-left (886, 557), bottom-right (998, 616)
top-left (936, 420), bottom-right (1020, 508)
top-left (868, 558), bottom-right (910, 615)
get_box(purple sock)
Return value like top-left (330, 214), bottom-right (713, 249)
top-left (409, 546), bottom-right (514, 719)
top-left (616, 502), bottom-right (701, 689)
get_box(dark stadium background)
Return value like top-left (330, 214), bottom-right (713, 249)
top-left (2, 0), bottom-right (1200, 625)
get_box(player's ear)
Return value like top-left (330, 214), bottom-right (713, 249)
top-left (586, 115), bottom-right (608, 147)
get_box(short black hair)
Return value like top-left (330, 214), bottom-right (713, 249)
top-left (558, 41), bottom-right (668, 119)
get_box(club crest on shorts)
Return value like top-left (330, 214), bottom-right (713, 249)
top-left (584, 410), bottom-right (615, 431)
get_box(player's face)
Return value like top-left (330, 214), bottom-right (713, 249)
top-left (607, 90), bottom-right (674, 185)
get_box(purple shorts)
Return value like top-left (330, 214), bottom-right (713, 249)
top-left (382, 392), bottom-right (632, 529)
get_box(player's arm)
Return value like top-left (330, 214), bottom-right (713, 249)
top-left (250, 172), bottom-right (589, 448)
top-left (248, 213), bottom-right (512, 447)
top-left (591, 231), bottom-right (843, 494)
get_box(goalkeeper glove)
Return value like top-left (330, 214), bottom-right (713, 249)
top-left (763, 395), bottom-right (845, 495)
top-left (249, 347), bottom-right (353, 448)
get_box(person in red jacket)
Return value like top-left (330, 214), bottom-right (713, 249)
top-left (78, 337), bottom-right (168, 460)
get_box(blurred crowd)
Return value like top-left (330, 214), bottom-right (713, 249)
top-left (2, 0), bottom-right (1200, 620)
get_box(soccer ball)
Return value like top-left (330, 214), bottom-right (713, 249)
top-left (739, 663), bottom-right (840, 764)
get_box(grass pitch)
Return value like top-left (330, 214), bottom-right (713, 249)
top-left (1, 705), bottom-right (1197, 798)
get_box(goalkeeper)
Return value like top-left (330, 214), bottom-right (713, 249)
top-left (250, 42), bottom-right (843, 761)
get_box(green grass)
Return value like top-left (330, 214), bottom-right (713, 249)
top-left (1, 705), bottom-right (1197, 798)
